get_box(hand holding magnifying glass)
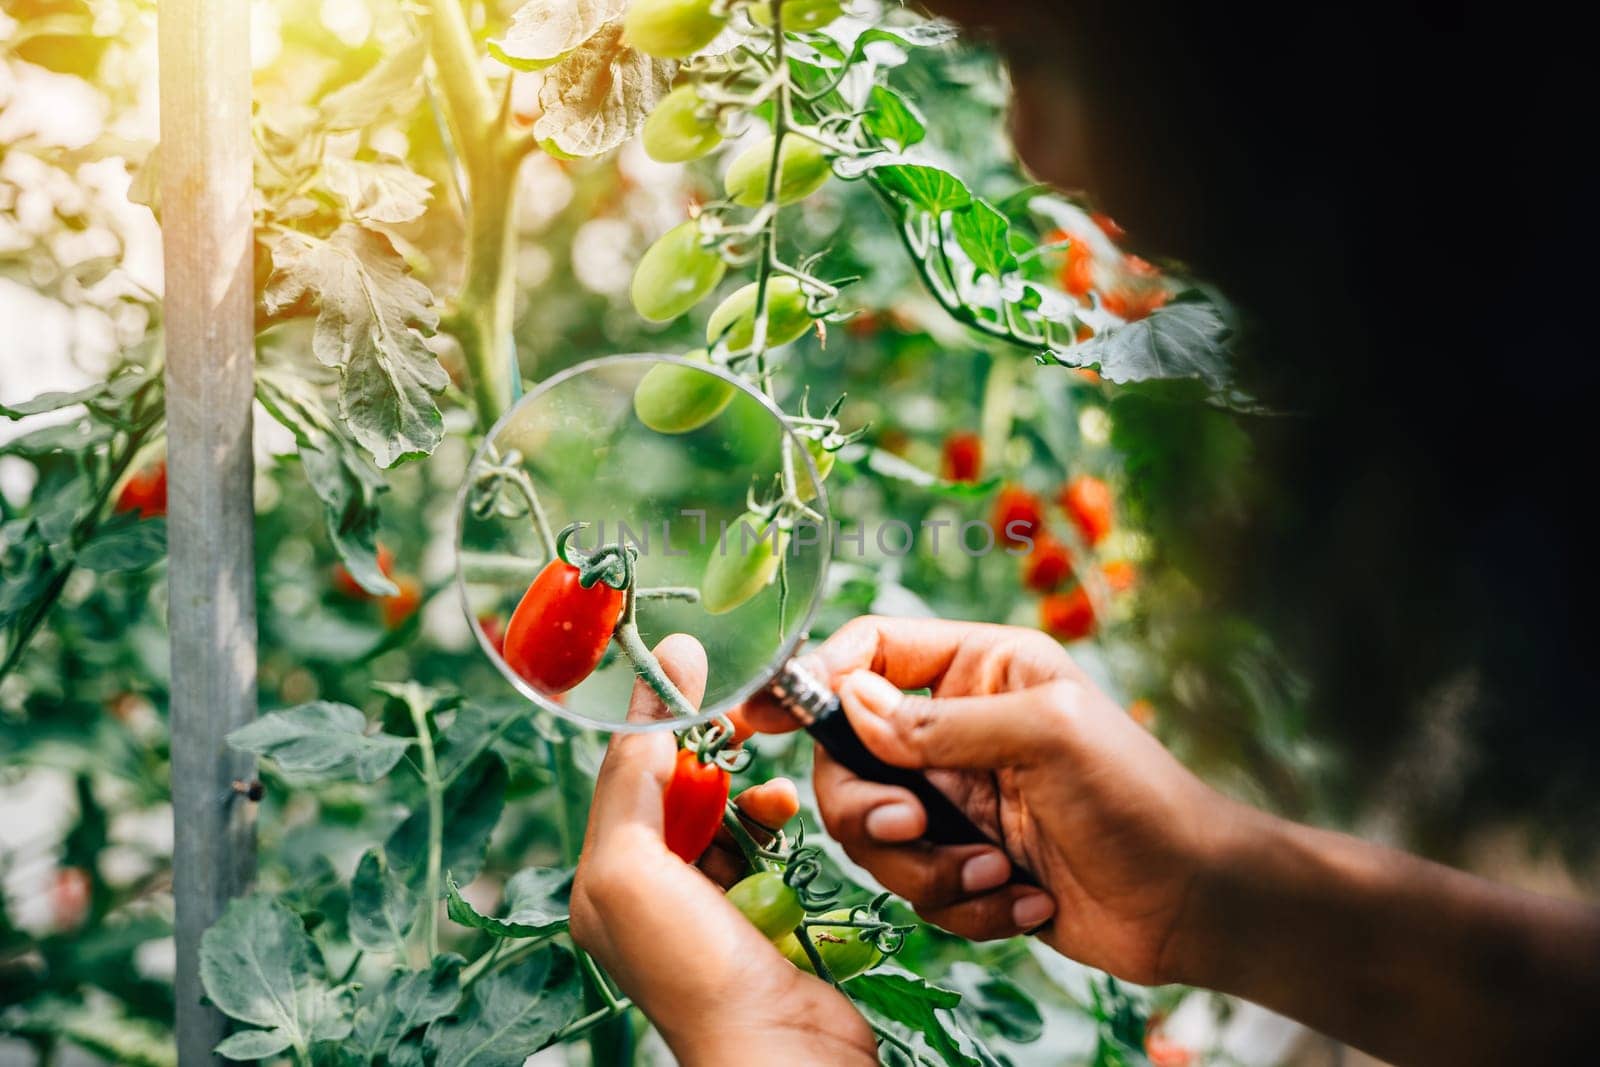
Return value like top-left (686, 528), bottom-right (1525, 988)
top-left (455, 354), bottom-right (1037, 888)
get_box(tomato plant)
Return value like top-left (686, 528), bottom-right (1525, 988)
top-left (0, 0), bottom-right (1282, 1064)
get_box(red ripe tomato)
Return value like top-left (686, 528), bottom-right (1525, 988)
top-left (115, 462), bottom-right (167, 519)
top-left (1059, 232), bottom-right (1096, 297)
top-left (992, 485), bottom-right (1044, 548)
top-left (1103, 559), bottom-right (1138, 593)
top-left (1103, 285), bottom-right (1170, 321)
top-left (380, 575), bottom-right (423, 629)
top-left (941, 431), bottom-right (983, 483)
top-left (333, 543), bottom-right (396, 600)
top-left (1061, 475), bottom-right (1115, 547)
top-left (1040, 587), bottom-right (1096, 641)
top-left (503, 559), bottom-right (625, 695)
top-left (1023, 536), bottom-right (1073, 593)
top-left (663, 747), bottom-right (730, 863)
top-left (477, 613), bottom-right (507, 658)
top-left (1074, 322), bottom-right (1095, 345)
top-left (51, 866), bottom-right (91, 932)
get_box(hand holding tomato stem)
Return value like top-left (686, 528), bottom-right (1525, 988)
top-left (569, 634), bottom-right (876, 1067)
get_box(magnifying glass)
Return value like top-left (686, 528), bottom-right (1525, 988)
top-left (455, 354), bottom-right (1036, 883)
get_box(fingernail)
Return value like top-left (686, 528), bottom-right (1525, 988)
top-left (864, 802), bottom-right (921, 841)
top-left (1012, 893), bottom-right (1056, 930)
top-left (844, 671), bottom-right (903, 716)
top-left (961, 851), bottom-right (1011, 893)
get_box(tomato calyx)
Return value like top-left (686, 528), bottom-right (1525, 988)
top-left (682, 716), bottom-right (750, 775)
top-left (555, 523), bottom-right (632, 592)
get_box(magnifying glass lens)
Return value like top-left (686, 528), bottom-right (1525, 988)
top-left (455, 355), bottom-right (829, 732)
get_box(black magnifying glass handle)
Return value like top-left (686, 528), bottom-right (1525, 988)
top-left (769, 660), bottom-right (1039, 888)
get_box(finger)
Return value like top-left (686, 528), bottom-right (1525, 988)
top-left (837, 670), bottom-right (1075, 771)
top-left (728, 692), bottom-right (806, 736)
top-left (812, 615), bottom-right (1077, 693)
top-left (732, 778), bottom-right (799, 831)
top-left (918, 885), bottom-right (1057, 942)
top-left (840, 836), bottom-right (1017, 911)
top-left (812, 745), bottom-right (927, 844)
top-left (624, 632), bottom-right (709, 725)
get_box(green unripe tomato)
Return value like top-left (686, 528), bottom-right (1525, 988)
top-left (726, 871), bottom-right (805, 940)
top-left (776, 909), bottom-right (883, 980)
top-left (724, 135), bottom-right (832, 208)
top-left (631, 221), bottom-right (727, 324)
top-left (750, 0), bottom-right (845, 31)
top-left (706, 277), bottom-right (813, 351)
top-left (643, 84), bottom-right (724, 163)
top-left (633, 351), bottom-right (737, 434)
top-left (795, 435), bottom-right (836, 502)
top-left (701, 510), bottom-right (788, 614)
top-left (624, 0), bottom-right (726, 59)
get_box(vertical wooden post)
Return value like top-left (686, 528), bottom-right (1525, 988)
top-left (158, 0), bottom-right (257, 1062)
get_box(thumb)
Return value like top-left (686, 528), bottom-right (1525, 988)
top-left (837, 669), bottom-right (1077, 771)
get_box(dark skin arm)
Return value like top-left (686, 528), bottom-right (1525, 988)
top-left (739, 617), bottom-right (1600, 1066)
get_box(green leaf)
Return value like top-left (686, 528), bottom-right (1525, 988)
top-left (0, 383), bottom-right (106, 419)
top-left (349, 848), bottom-right (416, 953)
top-left (75, 518), bottom-right (166, 572)
top-left (323, 157), bottom-right (434, 225)
top-left (864, 85), bottom-right (926, 151)
top-left (198, 895), bottom-right (354, 1057)
top-left (533, 22), bottom-right (675, 158)
top-left (846, 970), bottom-right (978, 1067)
top-left (257, 373), bottom-right (396, 597)
top-left (944, 962), bottom-right (1044, 1044)
top-left (0, 417), bottom-right (113, 456)
top-left (319, 37), bottom-right (426, 131)
top-left (489, 0), bottom-right (623, 71)
top-left (226, 702), bottom-right (411, 784)
top-left (214, 1029), bottom-right (293, 1060)
top-left (1065, 291), bottom-right (1233, 391)
top-left (387, 754), bottom-right (508, 891)
top-left (444, 867), bottom-right (571, 940)
top-left (864, 448), bottom-right (998, 499)
top-left (951, 198), bottom-right (1018, 280)
top-left (424, 948), bottom-right (583, 1066)
top-left (0, 997), bottom-right (177, 1067)
top-left (263, 225), bottom-right (447, 468)
top-left (350, 956), bottom-right (465, 1060)
top-left (871, 164), bottom-right (972, 215)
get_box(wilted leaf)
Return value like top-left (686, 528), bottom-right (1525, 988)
top-left (534, 23), bottom-right (675, 158)
top-left (263, 224), bottom-right (447, 467)
top-left (226, 702), bottom-right (411, 784)
top-left (320, 38), bottom-right (426, 131)
top-left (323, 157), bottom-right (434, 225)
top-left (425, 948), bottom-right (582, 1066)
top-left (490, 0), bottom-right (623, 71)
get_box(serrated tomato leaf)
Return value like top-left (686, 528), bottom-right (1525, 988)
top-left (1065, 291), bottom-right (1233, 390)
top-left (490, 0), bottom-right (623, 71)
top-left (350, 956), bottom-right (465, 1061)
top-left (951, 198), bottom-right (1017, 280)
top-left (445, 867), bottom-right (571, 940)
top-left (534, 23), bottom-right (674, 158)
top-left (226, 702), bottom-right (411, 784)
top-left (871, 164), bottom-right (972, 215)
top-left (263, 224), bottom-right (447, 468)
top-left (349, 847), bottom-right (416, 954)
top-left (424, 947), bottom-right (583, 1066)
top-left (387, 754), bottom-right (508, 892)
top-left (198, 895), bottom-right (354, 1059)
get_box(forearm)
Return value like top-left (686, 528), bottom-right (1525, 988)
top-left (1166, 800), bottom-right (1600, 1065)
